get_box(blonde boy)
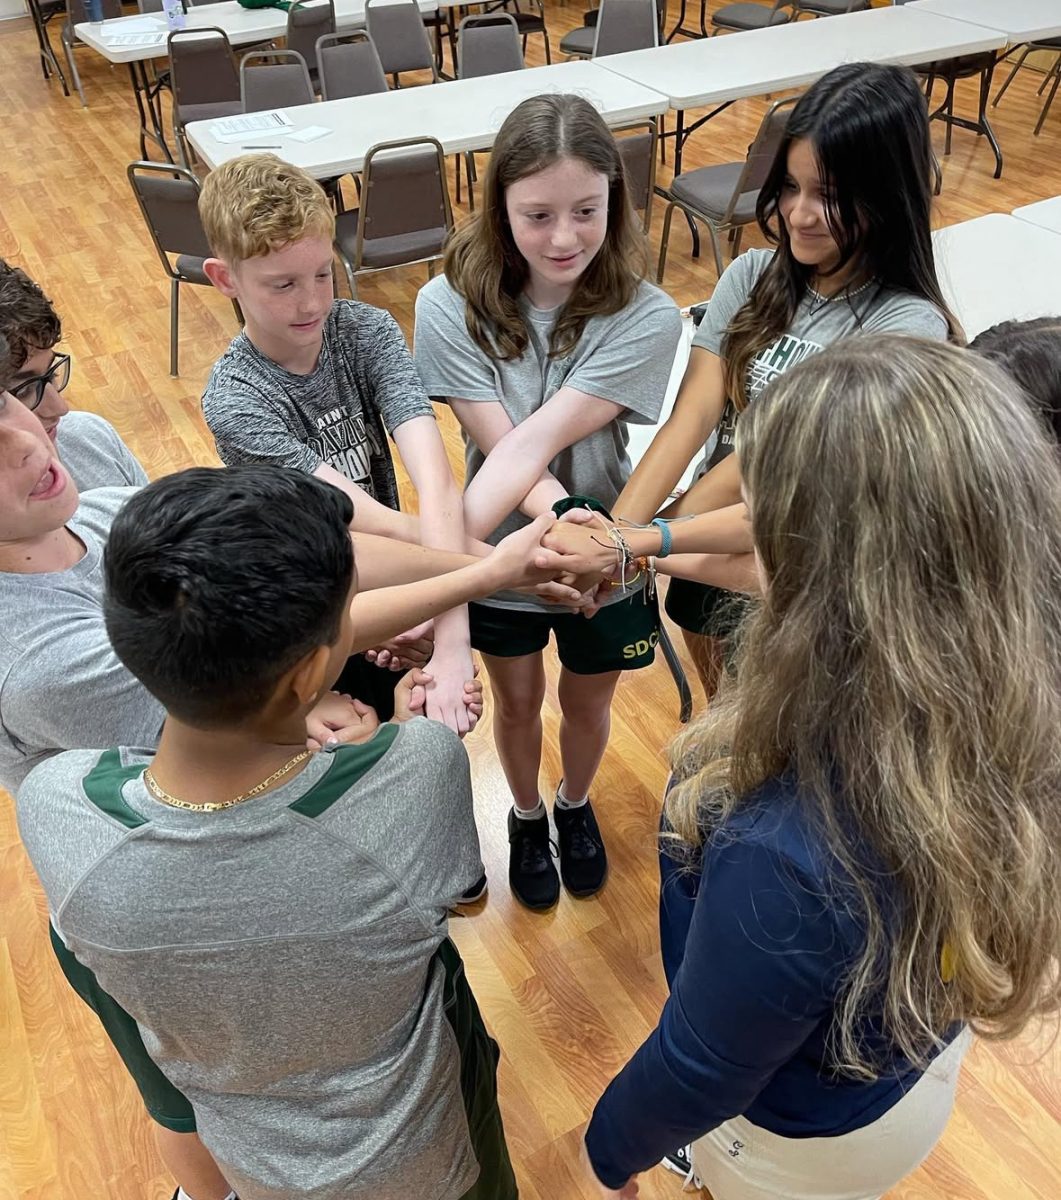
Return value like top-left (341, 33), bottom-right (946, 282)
top-left (200, 155), bottom-right (475, 736)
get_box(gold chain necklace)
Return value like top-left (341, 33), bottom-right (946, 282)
top-left (143, 751), bottom-right (312, 812)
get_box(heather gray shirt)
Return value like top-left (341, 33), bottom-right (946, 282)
top-left (202, 300), bottom-right (434, 509)
top-left (18, 718), bottom-right (484, 1200)
top-left (414, 276), bottom-right (682, 611)
top-left (56, 411), bottom-right (149, 491)
top-left (0, 488), bottom-right (163, 795)
top-left (691, 248), bottom-right (950, 473)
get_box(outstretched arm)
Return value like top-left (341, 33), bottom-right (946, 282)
top-left (455, 387), bottom-right (624, 539)
top-left (613, 348), bottom-right (727, 524)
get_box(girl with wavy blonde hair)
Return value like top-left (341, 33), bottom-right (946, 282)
top-left (584, 336), bottom-right (1061, 1200)
top-left (414, 95), bottom-right (681, 911)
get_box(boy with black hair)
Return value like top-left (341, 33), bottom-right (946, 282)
top-left (17, 465), bottom-right (525, 1200)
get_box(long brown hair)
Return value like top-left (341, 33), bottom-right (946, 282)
top-left (442, 93), bottom-right (649, 361)
top-left (667, 337), bottom-right (1061, 1077)
top-left (723, 63), bottom-right (962, 410)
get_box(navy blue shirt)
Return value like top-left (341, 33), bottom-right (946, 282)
top-left (585, 775), bottom-right (958, 1190)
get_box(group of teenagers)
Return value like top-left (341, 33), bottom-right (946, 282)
top-left (3, 56), bottom-right (1061, 1200)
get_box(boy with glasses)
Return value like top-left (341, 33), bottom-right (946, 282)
top-left (0, 259), bottom-right (147, 489)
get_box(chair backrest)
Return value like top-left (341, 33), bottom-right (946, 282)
top-left (168, 28), bottom-right (240, 110)
top-left (127, 161), bottom-right (211, 280)
top-left (457, 13), bottom-right (523, 79)
top-left (355, 137), bottom-right (453, 271)
top-left (240, 49), bottom-right (314, 113)
top-left (137, 0), bottom-right (165, 13)
top-left (593, 0), bottom-right (659, 58)
top-left (615, 122), bottom-right (656, 228)
top-left (66, 0), bottom-right (123, 24)
top-left (365, 0), bottom-right (436, 80)
top-left (286, 0), bottom-right (335, 78)
top-left (725, 95), bottom-right (797, 222)
top-left (316, 31), bottom-right (388, 100)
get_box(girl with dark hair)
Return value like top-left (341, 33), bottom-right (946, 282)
top-left (585, 338), bottom-right (1061, 1199)
top-left (555, 63), bottom-right (960, 700)
top-left (414, 93), bottom-right (681, 911)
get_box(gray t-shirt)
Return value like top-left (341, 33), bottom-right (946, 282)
top-left (0, 488), bottom-right (163, 795)
top-left (202, 299), bottom-right (434, 509)
top-left (17, 719), bottom-right (484, 1200)
top-left (414, 275), bottom-right (682, 611)
top-left (691, 248), bottom-right (950, 473)
top-left (55, 411), bottom-right (149, 491)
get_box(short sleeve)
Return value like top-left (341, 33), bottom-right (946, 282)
top-left (413, 279), bottom-right (501, 403)
top-left (1, 630), bottom-right (164, 783)
top-left (862, 296), bottom-right (949, 342)
top-left (335, 302), bottom-right (434, 435)
top-left (691, 249), bottom-right (772, 356)
top-left (564, 287), bottom-right (682, 425)
top-left (202, 364), bottom-right (321, 475)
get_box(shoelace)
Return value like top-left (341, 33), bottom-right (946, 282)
top-left (516, 827), bottom-right (558, 874)
top-left (562, 809), bottom-right (601, 860)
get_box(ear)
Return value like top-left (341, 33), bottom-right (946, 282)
top-left (288, 644), bottom-right (332, 708)
top-left (204, 257), bottom-right (239, 298)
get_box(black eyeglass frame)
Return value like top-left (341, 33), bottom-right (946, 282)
top-left (10, 352), bottom-right (72, 410)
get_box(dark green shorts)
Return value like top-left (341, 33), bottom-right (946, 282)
top-left (470, 590), bottom-right (660, 674)
top-left (49, 924), bottom-right (197, 1133)
top-left (437, 939), bottom-right (518, 1200)
top-left (664, 577), bottom-right (749, 640)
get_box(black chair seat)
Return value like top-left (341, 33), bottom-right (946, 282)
top-left (670, 162), bottom-right (758, 222)
top-left (559, 25), bottom-right (595, 55)
top-left (175, 255), bottom-right (211, 286)
top-left (335, 208), bottom-right (448, 270)
top-left (713, 2), bottom-right (791, 30)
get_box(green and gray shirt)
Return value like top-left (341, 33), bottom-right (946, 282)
top-left (17, 720), bottom-right (485, 1200)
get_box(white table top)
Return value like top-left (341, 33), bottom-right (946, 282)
top-left (594, 5), bottom-right (1005, 109)
top-left (186, 59), bottom-right (669, 176)
top-left (932, 213), bottom-right (1061, 338)
top-left (905, 0), bottom-right (1061, 45)
top-left (75, 0), bottom-right (436, 64)
top-left (1013, 196), bottom-right (1061, 236)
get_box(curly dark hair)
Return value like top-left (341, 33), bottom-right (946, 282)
top-left (0, 259), bottom-right (62, 373)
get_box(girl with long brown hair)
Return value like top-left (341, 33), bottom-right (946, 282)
top-left (414, 94), bottom-right (681, 911)
top-left (543, 62), bottom-right (961, 701)
top-left (583, 337), bottom-right (1061, 1199)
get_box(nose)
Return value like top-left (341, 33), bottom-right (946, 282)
top-left (550, 216), bottom-right (579, 253)
top-left (0, 416), bottom-right (44, 469)
top-left (789, 192), bottom-right (821, 230)
top-left (38, 381), bottom-right (71, 424)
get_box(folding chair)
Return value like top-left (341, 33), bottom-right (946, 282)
top-left (615, 121), bottom-right (658, 233)
top-left (168, 28), bottom-right (242, 167)
top-left (127, 161), bottom-right (243, 377)
top-left (365, 0), bottom-right (440, 86)
top-left (286, 0), bottom-right (335, 89)
top-left (455, 14), bottom-right (523, 209)
top-left (316, 31), bottom-right (389, 100)
top-left (240, 49), bottom-right (315, 112)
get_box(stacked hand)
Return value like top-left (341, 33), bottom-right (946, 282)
top-left (365, 619), bottom-right (435, 671)
top-left (305, 690), bottom-right (380, 750)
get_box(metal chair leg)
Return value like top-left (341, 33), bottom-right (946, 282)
top-left (1035, 63), bottom-right (1060, 136)
top-left (63, 31), bottom-right (86, 106)
top-left (658, 624), bottom-right (693, 724)
top-left (170, 278), bottom-right (180, 378)
top-left (656, 200), bottom-right (677, 283)
top-left (705, 221), bottom-right (725, 277)
top-left (993, 46), bottom-right (1032, 106)
top-left (542, 32), bottom-right (552, 64)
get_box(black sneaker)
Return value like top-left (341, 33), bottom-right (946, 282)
top-left (458, 873), bottom-right (488, 904)
top-left (660, 1144), bottom-right (702, 1190)
top-left (507, 807), bottom-right (559, 910)
top-left (553, 797), bottom-right (607, 897)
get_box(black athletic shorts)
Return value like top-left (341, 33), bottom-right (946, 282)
top-left (470, 590), bottom-right (660, 674)
top-left (333, 653), bottom-right (407, 721)
top-left (664, 577), bottom-right (750, 640)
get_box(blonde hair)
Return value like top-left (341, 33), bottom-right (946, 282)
top-left (443, 93), bottom-right (648, 361)
top-left (198, 154), bottom-right (335, 264)
top-left (667, 336), bottom-right (1061, 1077)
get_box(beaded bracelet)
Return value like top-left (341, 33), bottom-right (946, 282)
top-left (650, 517), bottom-right (673, 558)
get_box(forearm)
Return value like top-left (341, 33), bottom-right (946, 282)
top-left (314, 462), bottom-right (420, 541)
top-left (350, 532), bottom-right (477, 590)
top-left (614, 431), bottom-right (695, 525)
top-left (661, 453), bottom-right (743, 519)
top-left (657, 551), bottom-right (759, 593)
top-left (417, 481), bottom-right (472, 654)
top-left (463, 424), bottom-right (564, 538)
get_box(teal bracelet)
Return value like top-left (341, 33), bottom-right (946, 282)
top-left (651, 517), bottom-right (672, 558)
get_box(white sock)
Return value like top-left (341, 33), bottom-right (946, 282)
top-left (513, 798), bottom-right (546, 820)
top-left (555, 784), bottom-right (588, 810)
top-left (176, 1191), bottom-right (236, 1200)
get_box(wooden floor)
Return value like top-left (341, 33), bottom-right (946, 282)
top-left (2, 4), bottom-right (1060, 1198)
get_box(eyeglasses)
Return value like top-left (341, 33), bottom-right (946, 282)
top-left (10, 353), bottom-right (72, 411)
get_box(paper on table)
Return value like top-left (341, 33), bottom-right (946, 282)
top-left (101, 31), bottom-right (167, 46)
top-left (288, 125), bottom-right (332, 143)
top-left (209, 111), bottom-right (295, 142)
top-left (100, 16), bottom-right (165, 35)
